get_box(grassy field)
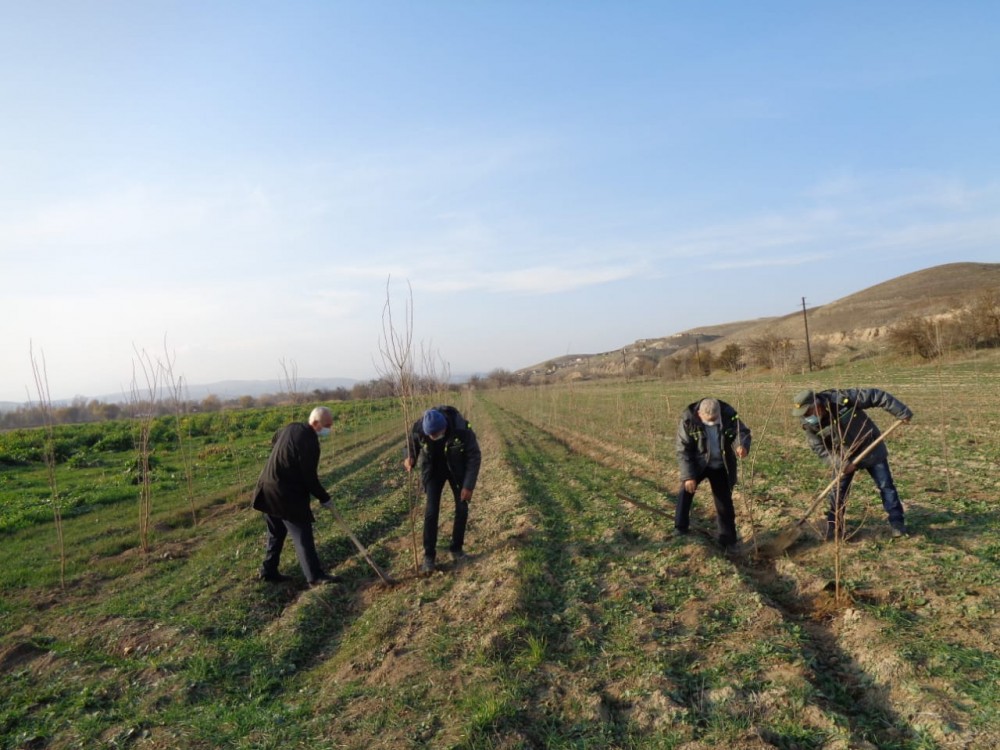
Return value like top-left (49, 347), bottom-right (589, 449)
top-left (1, 352), bottom-right (998, 749)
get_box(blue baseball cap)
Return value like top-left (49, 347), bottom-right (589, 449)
top-left (422, 409), bottom-right (447, 435)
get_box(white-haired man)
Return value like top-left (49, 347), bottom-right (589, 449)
top-left (253, 406), bottom-right (341, 586)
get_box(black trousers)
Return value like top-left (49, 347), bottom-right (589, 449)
top-left (674, 466), bottom-right (738, 546)
top-left (260, 514), bottom-right (325, 582)
top-left (423, 475), bottom-right (468, 559)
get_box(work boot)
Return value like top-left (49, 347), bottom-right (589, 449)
top-left (420, 556), bottom-right (436, 576)
top-left (450, 549), bottom-right (467, 565)
top-left (309, 573), bottom-right (342, 588)
top-left (890, 522), bottom-right (909, 539)
top-left (260, 571), bottom-right (294, 583)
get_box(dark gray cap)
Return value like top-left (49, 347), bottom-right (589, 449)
top-left (791, 389), bottom-right (816, 417)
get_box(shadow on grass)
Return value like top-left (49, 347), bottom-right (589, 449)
top-left (468, 403), bottom-right (628, 747)
top-left (733, 553), bottom-right (927, 748)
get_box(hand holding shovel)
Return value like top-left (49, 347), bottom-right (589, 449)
top-left (750, 418), bottom-right (908, 558)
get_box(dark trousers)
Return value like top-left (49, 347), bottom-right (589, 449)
top-left (827, 460), bottom-right (905, 528)
top-left (675, 466), bottom-right (738, 546)
top-left (260, 514), bottom-right (325, 582)
top-left (423, 475), bottom-right (468, 559)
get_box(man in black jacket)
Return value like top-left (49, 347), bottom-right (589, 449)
top-left (792, 388), bottom-right (913, 540)
top-left (253, 406), bottom-right (340, 586)
top-left (675, 397), bottom-right (752, 548)
top-left (404, 406), bottom-right (482, 575)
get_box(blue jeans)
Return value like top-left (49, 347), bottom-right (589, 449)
top-left (828, 460), bottom-right (905, 527)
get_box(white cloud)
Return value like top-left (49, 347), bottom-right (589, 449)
top-left (419, 263), bottom-right (640, 295)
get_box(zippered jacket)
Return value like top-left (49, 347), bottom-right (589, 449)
top-left (676, 400), bottom-right (752, 489)
top-left (802, 388), bottom-right (912, 471)
top-left (407, 405), bottom-right (482, 492)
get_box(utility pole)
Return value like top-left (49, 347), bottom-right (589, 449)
top-left (802, 297), bottom-right (814, 371)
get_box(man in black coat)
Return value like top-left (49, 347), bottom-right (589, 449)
top-left (253, 406), bottom-right (340, 586)
top-left (792, 387), bottom-right (913, 539)
top-left (404, 406), bottom-right (482, 575)
top-left (675, 397), bottom-right (752, 548)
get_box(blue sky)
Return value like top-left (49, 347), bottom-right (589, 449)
top-left (2, 1), bottom-right (998, 402)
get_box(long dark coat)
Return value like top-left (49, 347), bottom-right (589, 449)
top-left (252, 422), bottom-right (331, 524)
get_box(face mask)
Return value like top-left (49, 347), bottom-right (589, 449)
top-left (803, 416), bottom-right (820, 428)
top-left (317, 427), bottom-right (331, 438)
top-left (428, 432), bottom-right (445, 442)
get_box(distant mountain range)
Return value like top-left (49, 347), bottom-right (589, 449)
top-left (0, 377), bottom-right (358, 413)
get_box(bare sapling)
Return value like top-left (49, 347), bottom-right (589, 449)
top-left (161, 336), bottom-right (197, 526)
top-left (279, 357), bottom-right (300, 405)
top-left (376, 276), bottom-right (421, 572)
top-left (825, 408), bottom-right (871, 604)
top-left (222, 409), bottom-right (250, 505)
top-left (130, 345), bottom-right (162, 554)
top-left (932, 321), bottom-right (953, 495)
top-left (734, 379), bottom-right (787, 554)
top-left (419, 341), bottom-right (452, 401)
top-left (28, 342), bottom-right (66, 589)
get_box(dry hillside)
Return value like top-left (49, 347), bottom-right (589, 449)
top-left (524, 261), bottom-right (1000, 380)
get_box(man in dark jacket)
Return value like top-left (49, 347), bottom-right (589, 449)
top-left (253, 406), bottom-right (340, 586)
top-left (675, 398), bottom-right (752, 548)
top-left (792, 388), bottom-right (913, 540)
top-left (404, 406), bottom-right (482, 575)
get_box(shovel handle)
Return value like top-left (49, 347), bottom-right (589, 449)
top-left (323, 502), bottom-right (396, 585)
top-left (794, 418), bottom-right (907, 527)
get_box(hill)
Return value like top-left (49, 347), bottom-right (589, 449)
top-left (520, 262), bottom-right (1000, 381)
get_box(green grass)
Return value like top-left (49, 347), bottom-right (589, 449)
top-left (2, 353), bottom-right (999, 748)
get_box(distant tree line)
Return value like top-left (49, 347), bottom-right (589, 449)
top-left (7, 291), bottom-right (995, 430)
top-left (1, 368), bottom-right (530, 431)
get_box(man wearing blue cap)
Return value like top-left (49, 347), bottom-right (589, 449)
top-left (404, 406), bottom-right (482, 575)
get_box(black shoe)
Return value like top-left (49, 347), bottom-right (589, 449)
top-left (309, 573), bottom-right (342, 587)
top-left (450, 549), bottom-right (467, 565)
top-left (673, 526), bottom-right (689, 536)
top-left (260, 571), bottom-right (294, 583)
top-left (890, 523), bottom-right (909, 539)
top-left (420, 556), bottom-right (436, 576)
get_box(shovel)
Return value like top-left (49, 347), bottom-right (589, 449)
top-left (616, 491), bottom-right (673, 520)
top-left (748, 418), bottom-right (907, 558)
top-left (323, 502), bottom-right (397, 585)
